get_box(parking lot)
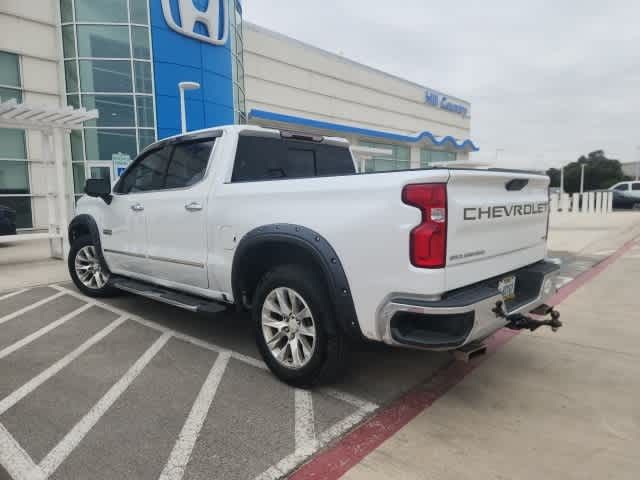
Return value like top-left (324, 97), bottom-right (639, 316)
top-left (0, 243), bottom-right (611, 480)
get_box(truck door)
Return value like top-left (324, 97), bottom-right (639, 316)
top-left (102, 145), bottom-right (172, 274)
top-left (141, 137), bottom-right (216, 289)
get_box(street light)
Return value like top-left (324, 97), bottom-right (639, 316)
top-left (580, 163), bottom-right (586, 194)
top-left (178, 81), bottom-right (200, 134)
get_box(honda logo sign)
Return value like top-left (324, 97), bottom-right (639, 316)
top-left (161, 0), bottom-right (228, 45)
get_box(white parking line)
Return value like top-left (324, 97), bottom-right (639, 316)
top-left (254, 394), bottom-right (379, 480)
top-left (158, 351), bottom-right (231, 480)
top-left (0, 303), bottom-right (94, 360)
top-left (322, 388), bottom-right (379, 411)
top-left (43, 283), bottom-right (382, 480)
top-left (0, 288), bottom-right (29, 302)
top-left (0, 422), bottom-right (45, 480)
top-left (51, 284), bottom-right (270, 370)
top-left (0, 315), bottom-right (128, 415)
top-left (0, 291), bottom-right (66, 326)
top-left (39, 332), bottom-right (172, 477)
top-left (295, 389), bottom-right (317, 456)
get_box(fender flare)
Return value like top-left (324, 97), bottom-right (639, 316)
top-left (68, 214), bottom-right (110, 272)
top-left (231, 224), bottom-right (364, 341)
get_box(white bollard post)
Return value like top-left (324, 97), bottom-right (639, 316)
top-left (585, 192), bottom-right (591, 213)
top-left (595, 192), bottom-right (602, 214)
top-left (590, 191), bottom-right (596, 213)
top-left (607, 191), bottom-right (613, 213)
top-left (571, 194), bottom-right (579, 214)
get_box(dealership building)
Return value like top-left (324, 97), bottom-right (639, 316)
top-left (0, 0), bottom-right (478, 231)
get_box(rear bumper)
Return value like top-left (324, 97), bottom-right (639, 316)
top-left (377, 259), bottom-right (560, 350)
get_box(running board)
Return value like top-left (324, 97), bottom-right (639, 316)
top-left (110, 276), bottom-right (227, 314)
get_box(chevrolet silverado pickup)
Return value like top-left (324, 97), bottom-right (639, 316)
top-left (68, 125), bottom-right (562, 386)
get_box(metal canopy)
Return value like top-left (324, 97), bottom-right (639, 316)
top-left (0, 99), bottom-right (98, 131)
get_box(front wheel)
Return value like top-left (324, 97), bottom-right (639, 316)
top-left (68, 235), bottom-right (119, 297)
top-left (253, 264), bottom-right (348, 387)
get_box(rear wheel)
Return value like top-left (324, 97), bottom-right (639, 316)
top-left (253, 264), bottom-right (348, 387)
top-left (68, 235), bottom-right (119, 297)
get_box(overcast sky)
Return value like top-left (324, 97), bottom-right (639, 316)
top-left (244, 0), bottom-right (639, 169)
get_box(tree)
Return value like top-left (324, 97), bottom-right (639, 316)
top-left (545, 150), bottom-right (629, 193)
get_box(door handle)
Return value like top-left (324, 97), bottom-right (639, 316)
top-left (185, 201), bottom-right (203, 212)
top-left (131, 203), bottom-right (144, 212)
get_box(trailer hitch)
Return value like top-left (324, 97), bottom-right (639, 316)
top-left (492, 302), bottom-right (563, 332)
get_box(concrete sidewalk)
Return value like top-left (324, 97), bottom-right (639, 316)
top-left (337, 238), bottom-right (640, 479)
top-left (0, 240), bottom-right (68, 292)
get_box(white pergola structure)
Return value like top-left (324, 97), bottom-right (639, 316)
top-left (0, 99), bottom-right (98, 258)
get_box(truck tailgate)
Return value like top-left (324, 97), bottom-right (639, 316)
top-left (445, 169), bottom-right (550, 290)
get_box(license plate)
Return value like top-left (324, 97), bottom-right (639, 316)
top-left (498, 276), bottom-right (517, 300)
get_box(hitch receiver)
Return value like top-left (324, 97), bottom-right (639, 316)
top-left (505, 304), bottom-right (562, 332)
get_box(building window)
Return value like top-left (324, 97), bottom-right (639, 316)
top-left (61, 0), bottom-right (156, 199)
top-left (229, 0), bottom-right (246, 124)
top-left (420, 148), bottom-right (456, 167)
top-left (359, 141), bottom-right (410, 172)
top-left (0, 51), bottom-right (32, 229)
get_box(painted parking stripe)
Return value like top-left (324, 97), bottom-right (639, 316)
top-left (0, 289), bottom-right (29, 302)
top-left (158, 351), bottom-right (231, 480)
top-left (0, 422), bottom-right (45, 480)
top-left (0, 315), bottom-right (127, 415)
top-left (39, 331), bottom-right (172, 477)
top-left (295, 389), bottom-right (318, 457)
top-left (0, 303), bottom-right (94, 360)
top-left (0, 291), bottom-right (66, 326)
top-left (51, 284), bottom-right (270, 370)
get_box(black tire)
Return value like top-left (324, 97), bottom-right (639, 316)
top-left (253, 264), bottom-right (348, 387)
top-left (68, 235), bottom-right (119, 297)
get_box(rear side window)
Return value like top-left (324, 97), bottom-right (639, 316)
top-left (165, 139), bottom-right (215, 189)
top-left (632, 183), bottom-right (640, 191)
top-left (232, 136), bottom-right (355, 182)
top-left (614, 183), bottom-right (629, 191)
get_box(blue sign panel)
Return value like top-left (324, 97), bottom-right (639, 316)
top-left (425, 90), bottom-right (468, 117)
top-left (150, 0), bottom-right (235, 139)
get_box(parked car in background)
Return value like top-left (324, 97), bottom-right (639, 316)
top-left (609, 181), bottom-right (640, 209)
top-left (0, 205), bottom-right (17, 235)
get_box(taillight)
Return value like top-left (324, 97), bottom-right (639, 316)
top-left (402, 183), bottom-right (447, 268)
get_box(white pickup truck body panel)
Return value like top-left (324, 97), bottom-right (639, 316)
top-left (76, 125), bottom-right (553, 344)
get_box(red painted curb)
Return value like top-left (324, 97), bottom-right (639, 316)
top-left (290, 239), bottom-right (637, 480)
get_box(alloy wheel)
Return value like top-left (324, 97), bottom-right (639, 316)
top-left (74, 245), bottom-right (109, 290)
top-left (261, 287), bottom-right (317, 369)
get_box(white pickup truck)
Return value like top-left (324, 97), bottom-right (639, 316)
top-left (68, 125), bottom-right (562, 386)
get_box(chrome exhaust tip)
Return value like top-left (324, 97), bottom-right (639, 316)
top-left (452, 342), bottom-right (487, 362)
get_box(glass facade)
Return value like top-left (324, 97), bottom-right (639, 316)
top-left (229, 0), bottom-right (247, 123)
top-left (0, 51), bottom-right (32, 229)
top-left (359, 140), bottom-right (410, 172)
top-left (61, 0), bottom-right (156, 200)
top-left (420, 148), bottom-right (456, 167)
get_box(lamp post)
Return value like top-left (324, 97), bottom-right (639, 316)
top-left (178, 81), bottom-right (200, 134)
top-left (580, 163), bottom-right (586, 194)
top-left (636, 146), bottom-right (640, 181)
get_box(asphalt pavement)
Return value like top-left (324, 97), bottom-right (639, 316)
top-left (0, 239), bottom-right (626, 480)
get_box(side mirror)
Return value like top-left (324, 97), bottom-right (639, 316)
top-left (85, 178), bottom-right (112, 204)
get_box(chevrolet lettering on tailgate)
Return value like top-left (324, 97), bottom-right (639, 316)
top-left (464, 202), bottom-right (548, 221)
